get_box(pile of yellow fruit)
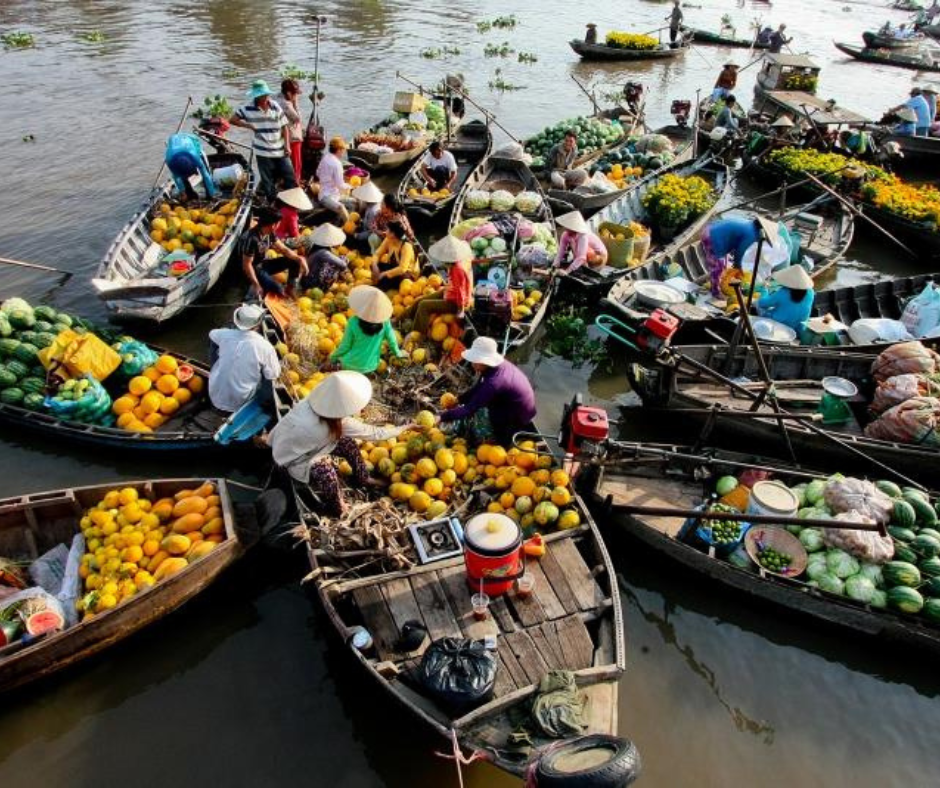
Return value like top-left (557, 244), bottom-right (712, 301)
top-left (76, 482), bottom-right (225, 619)
top-left (149, 199), bottom-right (240, 256)
top-left (406, 185), bottom-right (452, 202)
top-left (111, 354), bottom-right (204, 433)
top-left (601, 164), bottom-right (644, 190)
top-left (510, 288), bottom-right (544, 322)
top-left (354, 409), bottom-right (581, 534)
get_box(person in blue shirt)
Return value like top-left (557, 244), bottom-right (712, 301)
top-left (890, 89), bottom-right (931, 136)
top-left (755, 264), bottom-right (815, 332)
top-left (892, 106), bottom-right (917, 137)
top-left (164, 133), bottom-right (217, 200)
top-left (701, 215), bottom-right (761, 295)
top-left (715, 95), bottom-right (740, 132)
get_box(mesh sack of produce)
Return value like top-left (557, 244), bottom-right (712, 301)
top-left (513, 191), bottom-right (543, 213)
top-left (515, 242), bottom-right (553, 268)
top-left (417, 637), bottom-right (497, 713)
top-left (823, 477), bottom-right (894, 524)
top-left (634, 134), bottom-right (673, 155)
top-left (870, 341), bottom-right (940, 383)
top-left (116, 340), bottom-right (159, 378)
top-left (871, 373), bottom-right (940, 414)
top-left (489, 190), bottom-right (516, 212)
top-left (821, 510), bottom-right (895, 564)
top-left (465, 190), bottom-right (491, 211)
top-left (44, 375), bottom-right (112, 424)
top-left (864, 396), bottom-right (940, 447)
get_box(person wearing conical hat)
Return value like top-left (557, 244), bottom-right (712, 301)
top-left (351, 180), bottom-right (384, 249)
top-left (274, 186), bottom-right (314, 243)
top-left (327, 285), bottom-right (405, 374)
top-left (230, 79), bottom-right (297, 200)
top-left (755, 264), bottom-right (815, 333)
top-left (268, 371), bottom-right (416, 516)
top-left (553, 210), bottom-right (607, 273)
top-left (208, 304), bottom-right (280, 413)
top-left (303, 222), bottom-right (350, 291)
top-left (411, 235), bottom-right (475, 334)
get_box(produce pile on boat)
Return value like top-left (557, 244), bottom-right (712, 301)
top-left (641, 174), bottom-right (717, 230)
top-left (353, 105), bottom-right (442, 155)
top-left (148, 198), bottom-right (241, 257)
top-left (525, 116), bottom-right (624, 170)
top-left (111, 354), bottom-right (203, 433)
top-left (865, 342), bottom-right (940, 445)
top-left (588, 134), bottom-right (678, 189)
top-left (461, 189), bottom-right (544, 215)
top-left (604, 32), bottom-right (659, 51)
top-left (76, 482), bottom-right (224, 618)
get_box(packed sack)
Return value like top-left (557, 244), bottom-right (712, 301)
top-left (870, 341), bottom-right (940, 383)
top-left (871, 373), bottom-right (940, 414)
top-left (864, 396), bottom-right (940, 447)
top-left (822, 511), bottom-right (895, 564)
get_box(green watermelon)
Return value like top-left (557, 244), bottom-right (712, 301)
top-left (888, 525), bottom-right (917, 543)
top-left (892, 500), bottom-right (917, 529)
top-left (16, 331), bottom-right (37, 346)
top-left (919, 556), bottom-right (940, 579)
top-left (0, 338), bottom-right (19, 357)
top-left (923, 576), bottom-right (940, 597)
top-left (921, 528), bottom-right (940, 543)
top-left (903, 491), bottom-right (938, 527)
top-left (922, 598), bottom-right (940, 623)
top-left (54, 313), bottom-right (73, 328)
top-left (887, 586), bottom-right (924, 614)
top-left (18, 377), bottom-right (44, 394)
top-left (913, 534), bottom-right (940, 559)
top-left (876, 480), bottom-right (903, 499)
top-left (0, 316), bottom-right (10, 338)
top-left (51, 323), bottom-right (71, 335)
top-left (32, 305), bottom-right (56, 323)
top-left (0, 388), bottom-right (24, 406)
top-left (12, 343), bottom-right (38, 364)
top-left (32, 320), bottom-right (52, 333)
top-left (32, 332), bottom-right (55, 349)
top-left (0, 368), bottom-right (15, 388)
top-left (894, 544), bottom-right (918, 564)
top-left (883, 561), bottom-right (921, 588)
top-left (4, 360), bottom-right (29, 379)
top-left (6, 310), bottom-right (34, 330)
top-left (22, 392), bottom-right (44, 411)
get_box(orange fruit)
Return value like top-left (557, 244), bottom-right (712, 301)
top-left (551, 469), bottom-right (570, 488)
top-left (144, 412), bottom-right (166, 429)
top-left (511, 476), bottom-right (536, 498)
top-left (173, 387), bottom-right (192, 405)
top-left (156, 374), bottom-right (180, 395)
top-left (128, 376), bottom-right (152, 396)
top-left (155, 355), bottom-right (178, 375)
top-left (187, 376), bottom-right (204, 394)
top-left (488, 446), bottom-right (508, 467)
top-left (159, 397), bottom-right (180, 416)
top-left (143, 367), bottom-right (162, 382)
top-left (112, 395), bottom-right (138, 415)
top-left (140, 391), bottom-right (164, 415)
top-left (116, 412), bottom-right (137, 429)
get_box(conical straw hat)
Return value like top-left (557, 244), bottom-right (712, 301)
top-left (308, 371), bottom-right (373, 418)
top-left (429, 234), bottom-right (473, 263)
top-left (348, 285), bottom-right (393, 323)
top-left (556, 210), bottom-right (589, 234)
top-left (277, 187), bottom-right (313, 211)
top-left (352, 181), bottom-right (383, 203)
top-left (773, 265), bottom-right (813, 290)
top-left (310, 223), bottom-right (346, 247)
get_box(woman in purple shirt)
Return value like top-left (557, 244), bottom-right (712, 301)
top-left (440, 337), bottom-right (537, 445)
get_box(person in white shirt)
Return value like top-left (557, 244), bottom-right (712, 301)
top-left (315, 136), bottom-right (349, 222)
top-left (420, 141), bottom-right (458, 191)
top-left (208, 304), bottom-right (280, 413)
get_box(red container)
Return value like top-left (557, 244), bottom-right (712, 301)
top-left (463, 513), bottom-right (523, 597)
top-left (569, 406), bottom-right (610, 444)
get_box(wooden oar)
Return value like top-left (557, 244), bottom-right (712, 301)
top-left (150, 96), bottom-right (194, 191)
top-left (0, 255), bottom-right (73, 279)
top-left (570, 74), bottom-right (601, 116)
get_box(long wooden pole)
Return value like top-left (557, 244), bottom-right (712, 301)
top-left (151, 96), bottom-right (194, 191)
top-left (0, 255), bottom-right (73, 279)
top-left (570, 74), bottom-right (601, 116)
top-left (615, 503), bottom-right (883, 533)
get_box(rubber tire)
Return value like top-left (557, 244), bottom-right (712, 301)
top-left (534, 735), bottom-right (641, 788)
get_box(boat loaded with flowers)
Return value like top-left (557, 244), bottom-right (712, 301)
top-left (569, 29), bottom-right (690, 60)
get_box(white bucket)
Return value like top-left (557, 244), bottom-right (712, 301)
top-left (747, 481), bottom-right (799, 520)
top-left (212, 163), bottom-right (245, 188)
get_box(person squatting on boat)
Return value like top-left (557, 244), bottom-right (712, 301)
top-left (420, 141), bottom-right (459, 192)
top-left (164, 132), bottom-right (218, 201)
top-left (208, 304), bottom-right (280, 413)
top-left (238, 206), bottom-right (309, 298)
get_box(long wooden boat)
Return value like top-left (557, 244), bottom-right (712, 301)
top-left (598, 194), bottom-right (855, 334)
top-left (546, 124), bottom-right (697, 217)
top-left (581, 441), bottom-right (940, 656)
top-left (833, 42), bottom-right (940, 72)
top-left (627, 343), bottom-right (940, 484)
top-left (860, 203), bottom-right (940, 258)
top-left (561, 155), bottom-right (729, 296)
top-left (94, 152), bottom-right (254, 324)
top-left (689, 27), bottom-right (768, 49)
top-left (397, 120), bottom-right (493, 223)
top-left (0, 347), bottom-right (231, 452)
top-left (881, 131), bottom-right (940, 170)
top-left (347, 120), bottom-right (435, 172)
top-left (450, 155), bottom-right (557, 353)
top-left (569, 38), bottom-right (690, 61)
top-left (0, 477), bottom-right (256, 693)
top-left (862, 30), bottom-right (925, 49)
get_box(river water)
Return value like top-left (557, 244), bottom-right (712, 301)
top-left (0, 0), bottom-right (938, 785)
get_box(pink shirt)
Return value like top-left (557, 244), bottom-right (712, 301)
top-left (554, 230), bottom-right (607, 271)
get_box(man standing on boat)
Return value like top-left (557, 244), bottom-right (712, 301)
top-left (665, 0), bottom-right (684, 45)
top-left (230, 80), bottom-right (297, 201)
top-left (208, 304), bottom-right (280, 413)
top-left (546, 130), bottom-right (587, 190)
top-left (768, 24), bottom-right (792, 53)
top-left (420, 141), bottom-right (458, 192)
top-left (889, 88), bottom-right (933, 136)
top-left (712, 63), bottom-right (738, 100)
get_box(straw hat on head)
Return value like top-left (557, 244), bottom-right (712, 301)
top-left (329, 135), bottom-right (347, 151)
top-left (771, 116), bottom-right (794, 128)
top-left (897, 107), bottom-right (917, 122)
top-left (773, 265), bottom-right (813, 290)
top-left (233, 303), bottom-right (264, 330)
top-left (310, 223), bottom-right (346, 248)
top-left (246, 80), bottom-right (274, 100)
top-left (556, 210), bottom-right (590, 234)
top-left (352, 181), bottom-right (383, 203)
top-left (724, 62), bottom-right (738, 68)
top-left (348, 285), bottom-right (393, 323)
top-left (428, 234), bottom-right (473, 263)
top-left (277, 187), bottom-right (313, 212)
top-left (308, 371), bottom-right (373, 419)
top-left (462, 336), bottom-right (505, 367)
top-left (921, 86), bottom-right (939, 95)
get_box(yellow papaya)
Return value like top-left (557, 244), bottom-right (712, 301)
top-left (171, 513), bottom-right (205, 534)
top-left (201, 517), bottom-right (225, 536)
top-left (172, 496), bottom-right (208, 518)
top-left (205, 534), bottom-right (225, 544)
top-left (194, 482), bottom-right (216, 498)
top-left (173, 488), bottom-right (195, 501)
top-left (187, 541), bottom-right (216, 561)
top-left (205, 495), bottom-right (220, 508)
top-left (203, 506), bottom-right (220, 522)
top-left (153, 557), bottom-right (188, 582)
top-left (148, 550), bottom-right (170, 573)
top-left (152, 498), bottom-right (175, 521)
top-left (161, 533), bottom-right (191, 555)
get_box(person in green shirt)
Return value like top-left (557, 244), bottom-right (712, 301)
top-left (329, 285), bottom-right (405, 373)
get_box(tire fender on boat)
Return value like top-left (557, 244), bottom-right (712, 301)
top-left (532, 735), bottom-right (641, 787)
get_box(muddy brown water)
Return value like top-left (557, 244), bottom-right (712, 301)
top-left (0, 1), bottom-right (937, 786)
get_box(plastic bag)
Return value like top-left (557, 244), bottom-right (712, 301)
top-left (871, 341), bottom-right (940, 382)
top-left (493, 141), bottom-right (531, 162)
top-left (740, 237), bottom-right (791, 283)
top-left (865, 396), bottom-right (940, 446)
top-left (823, 477), bottom-right (894, 525)
top-left (847, 318), bottom-right (913, 346)
top-left (901, 282), bottom-right (940, 337)
top-left (29, 534), bottom-right (84, 626)
top-left (871, 373), bottom-right (940, 413)
top-left (417, 637), bottom-right (497, 713)
top-left (45, 375), bottom-right (113, 425)
top-left (116, 340), bottom-right (158, 378)
top-left (822, 511), bottom-right (895, 564)
top-left (634, 133), bottom-right (673, 154)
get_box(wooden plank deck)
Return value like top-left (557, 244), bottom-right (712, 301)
top-left (597, 473), bottom-right (697, 537)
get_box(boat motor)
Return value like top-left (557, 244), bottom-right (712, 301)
top-left (559, 394), bottom-right (610, 455)
top-left (671, 99), bottom-right (692, 127)
top-left (636, 309), bottom-right (681, 353)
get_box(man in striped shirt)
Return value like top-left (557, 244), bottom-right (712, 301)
top-left (231, 80), bottom-right (297, 200)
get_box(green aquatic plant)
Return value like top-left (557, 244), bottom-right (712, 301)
top-left (2, 31), bottom-right (35, 49)
top-left (488, 68), bottom-right (524, 92)
top-left (192, 94), bottom-right (234, 120)
top-left (517, 51), bottom-right (538, 64)
top-left (545, 307), bottom-right (609, 369)
top-left (484, 42), bottom-right (515, 58)
top-left (78, 31), bottom-right (107, 43)
top-left (279, 64), bottom-right (318, 81)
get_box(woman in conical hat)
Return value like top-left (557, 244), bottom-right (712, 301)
top-left (328, 285), bottom-right (406, 374)
top-left (268, 370), bottom-right (416, 516)
top-left (304, 222), bottom-right (350, 291)
top-left (755, 264), bottom-right (815, 333)
top-left (410, 235), bottom-right (475, 334)
top-left (553, 210), bottom-right (608, 273)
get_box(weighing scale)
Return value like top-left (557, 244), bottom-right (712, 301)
top-left (818, 376), bottom-right (858, 425)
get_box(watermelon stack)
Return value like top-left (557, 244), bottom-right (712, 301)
top-left (524, 116), bottom-right (625, 170)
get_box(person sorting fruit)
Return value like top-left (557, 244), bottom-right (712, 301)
top-left (268, 371), bottom-right (414, 516)
top-left (754, 264), bottom-right (815, 333)
top-left (164, 132), bottom-right (218, 201)
top-left (304, 223), bottom-right (350, 291)
top-left (230, 80), bottom-right (297, 201)
top-left (553, 210), bottom-right (607, 273)
top-left (701, 215), bottom-right (762, 296)
top-left (208, 304), bottom-right (280, 413)
top-left (316, 136), bottom-right (350, 223)
top-left (274, 187), bottom-right (314, 243)
top-left (238, 206), bottom-right (309, 298)
top-left (372, 221), bottom-right (418, 292)
top-left (545, 130), bottom-right (588, 190)
top-left (370, 194), bottom-right (415, 252)
top-left (350, 181), bottom-right (384, 249)
top-left (420, 140), bottom-right (458, 191)
top-left (411, 236), bottom-right (474, 334)
top-left (439, 336), bottom-right (537, 446)
top-left (328, 286), bottom-right (406, 373)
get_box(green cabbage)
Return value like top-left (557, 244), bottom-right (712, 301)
top-left (845, 574), bottom-right (876, 603)
top-left (490, 237), bottom-right (507, 253)
top-left (858, 563), bottom-right (883, 587)
top-left (799, 528), bottom-right (825, 553)
top-left (466, 190), bottom-right (490, 211)
top-left (817, 573), bottom-right (845, 595)
top-left (805, 479), bottom-right (827, 506)
top-left (791, 483), bottom-right (809, 508)
top-left (514, 191), bottom-right (543, 214)
top-left (870, 589), bottom-right (887, 609)
top-left (806, 556), bottom-right (829, 581)
top-left (489, 190), bottom-right (515, 212)
top-left (826, 549), bottom-right (860, 579)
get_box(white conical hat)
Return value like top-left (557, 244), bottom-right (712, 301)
top-left (771, 116), bottom-right (794, 128)
top-left (310, 223), bottom-right (346, 247)
top-left (773, 265), bottom-right (813, 289)
top-left (461, 336), bottom-right (504, 367)
top-left (308, 371), bottom-right (373, 418)
top-left (348, 285), bottom-right (393, 322)
top-left (277, 187), bottom-right (313, 211)
top-left (556, 210), bottom-right (589, 234)
top-left (428, 234), bottom-right (473, 263)
top-left (351, 181), bottom-right (383, 203)
top-left (897, 107), bottom-right (917, 122)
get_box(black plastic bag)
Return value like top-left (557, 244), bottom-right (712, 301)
top-left (417, 637), bottom-right (497, 713)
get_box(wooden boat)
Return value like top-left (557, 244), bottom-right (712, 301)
top-left (0, 477), bottom-right (258, 693)
top-left (397, 120), bottom-right (493, 223)
top-left (881, 131), bottom-right (940, 170)
top-left (860, 203), bottom-right (940, 259)
top-left (833, 42), bottom-right (940, 72)
top-left (597, 194), bottom-right (855, 335)
top-left (347, 122), bottom-right (434, 172)
top-left (94, 152), bottom-right (254, 324)
top-left (627, 342), bottom-right (940, 484)
top-left (862, 30), bottom-right (925, 49)
top-left (688, 27), bottom-right (768, 49)
top-left (0, 347), bottom-right (232, 452)
top-left (569, 37), bottom-right (691, 61)
top-left (450, 155), bottom-right (557, 353)
top-left (546, 124), bottom-right (697, 217)
top-left (755, 54), bottom-right (822, 97)
top-left (581, 441), bottom-right (940, 656)
top-left (561, 156), bottom-right (729, 296)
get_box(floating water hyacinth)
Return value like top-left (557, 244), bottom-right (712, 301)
top-left (484, 42), bottom-right (514, 58)
top-left (78, 31), bottom-right (107, 43)
top-left (2, 31), bottom-right (35, 49)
